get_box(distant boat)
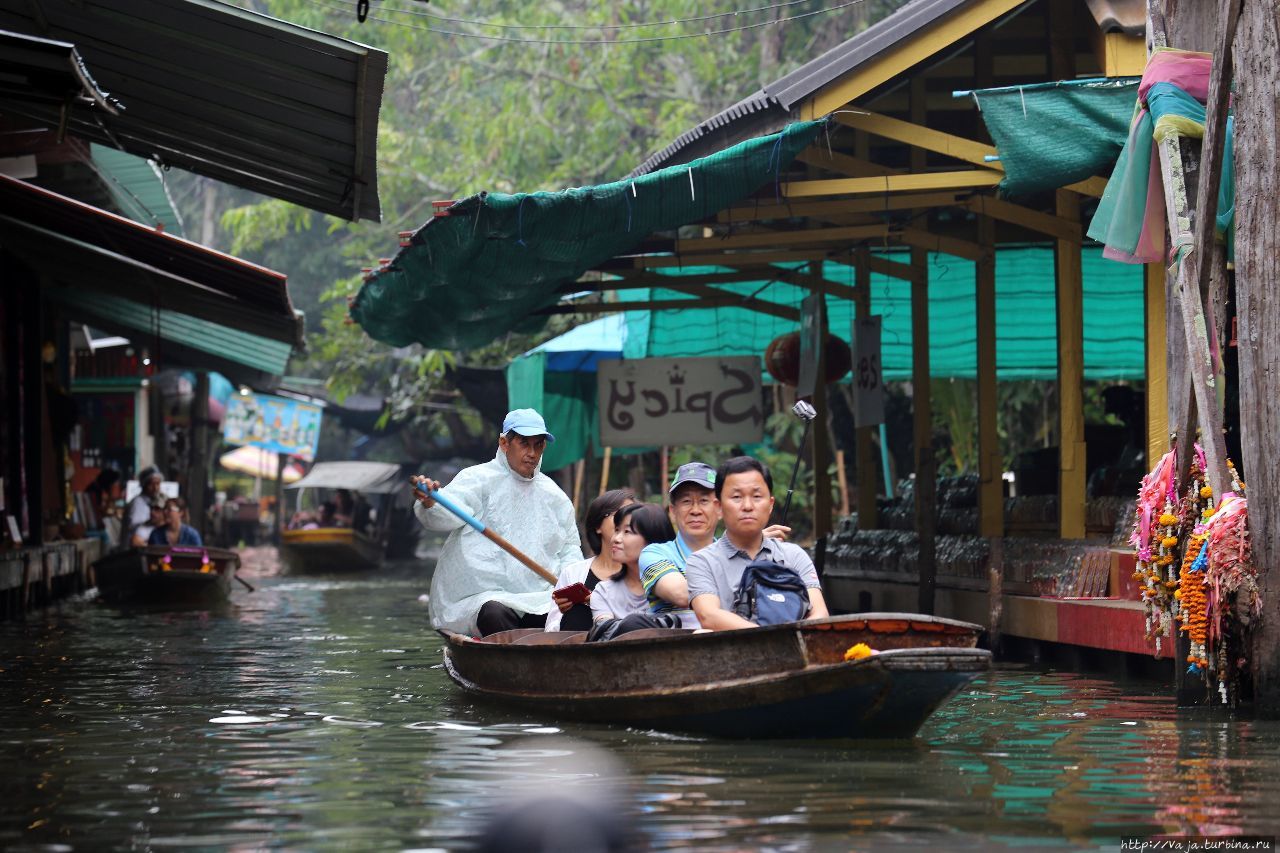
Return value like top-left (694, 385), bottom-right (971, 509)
top-left (93, 545), bottom-right (239, 606)
top-left (280, 461), bottom-right (404, 572)
top-left (440, 613), bottom-right (990, 739)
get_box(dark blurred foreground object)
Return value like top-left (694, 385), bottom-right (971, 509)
top-left (474, 738), bottom-right (638, 853)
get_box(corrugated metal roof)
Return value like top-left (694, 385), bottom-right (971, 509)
top-left (631, 0), bottom-right (977, 176)
top-left (0, 28), bottom-right (119, 113)
top-left (1085, 0), bottom-right (1145, 35)
top-left (90, 143), bottom-right (185, 236)
top-left (0, 0), bottom-right (386, 222)
top-left (0, 174), bottom-right (301, 381)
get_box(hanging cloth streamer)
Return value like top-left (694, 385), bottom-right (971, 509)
top-left (1087, 48), bottom-right (1236, 265)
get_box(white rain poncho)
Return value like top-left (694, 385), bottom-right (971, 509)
top-left (415, 449), bottom-right (582, 634)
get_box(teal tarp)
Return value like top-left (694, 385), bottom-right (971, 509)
top-left (970, 78), bottom-right (1139, 198)
top-left (351, 121), bottom-right (825, 350)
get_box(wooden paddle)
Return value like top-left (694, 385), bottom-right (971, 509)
top-left (414, 482), bottom-right (557, 585)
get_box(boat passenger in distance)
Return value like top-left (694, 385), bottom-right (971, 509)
top-left (545, 488), bottom-right (635, 632)
top-left (642, 461), bottom-right (793, 629)
top-left (411, 409), bottom-right (582, 637)
top-left (685, 456), bottom-right (827, 630)
top-left (130, 498), bottom-right (166, 548)
top-left (124, 466), bottom-right (163, 547)
top-left (589, 503), bottom-right (681, 639)
top-left (149, 497), bottom-right (204, 547)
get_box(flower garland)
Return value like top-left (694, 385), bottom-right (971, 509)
top-left (1130, 447), bottom-right (1179, 653)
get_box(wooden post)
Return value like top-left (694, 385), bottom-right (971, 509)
top-left (976, 214), bottom-right (1002, 538)
top-left (1144, 263), bottom-right (1170, 466)
top-left (659, 446), bottom-right (669, 497)
top-left (1229, 0), bottom-right (1280, 716)
top-left (835, 450), bottom-right (850, 518)
top-left (1055, 188), bottom-right (1086, 539)
top-left (810, 262), bottom-right (834, 541)
top-left (188, 371), bottom-right (210, 539)
top-left (911, 248), bottom-right (936, 615)
top-left (572, 458), bottom-right (585, 516)
top-left (598, 447), bottom-right (612, 497)
top-left (854, 248), bottom-right (878, 530)
top-left (273, 452), bottom-right (285, 545)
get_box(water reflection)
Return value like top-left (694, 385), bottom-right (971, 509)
top-left (2, 559), bottom-right (1279, 850)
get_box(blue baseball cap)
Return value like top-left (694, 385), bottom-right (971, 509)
top-left (502, 408), bottom-right (555, 442)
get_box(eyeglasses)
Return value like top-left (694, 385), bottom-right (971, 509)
top-left (674, 496), bottom-right (715, 509)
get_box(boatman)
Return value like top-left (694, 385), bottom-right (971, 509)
top-left (685, 456), bottom-right (828, 630)
top-left (411, 409), bottom-right (582, 636)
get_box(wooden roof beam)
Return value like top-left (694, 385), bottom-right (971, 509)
top-left (718, 191), bottom-right (964, 223)
top-left (965, 194), bottom-right (1081, 242)
top-left (833, 109), bottom-right (1003, 172)
top-left (661, 282), bottom-right (800, 321)
top-left (542, 295), bottom-right (797, 319)
top-left (782, 170), bottom-right (1002, 198)
top-left (893, 227), bottom-right (985, 262)
top-left (675, 224), bottom-right (888, 253)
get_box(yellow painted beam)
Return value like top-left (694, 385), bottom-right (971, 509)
top-left (965, 195), bottom-right (1081, 242)
top-left (975, 215), bottom-right (1002, 538)
top-left (834, 109), bottom-right (1002, 172)
top-left (1103, 32), bottom-right (1146, 77)
top-left (1056, 189), bottom-right (1086, 540)
top-left (1063, 176), bottom-right (1109, 197)
top-left (1144, 262), bottom-right (1170, 466)
top-left (796, 147), bottom-right (902, 178)
top-left (803, 0), bottom-right (1026, 119)
top-left (718, 191), bottom-right (964, 223)
top-left (675, 224), bottom-right (888, 253)
top-left (895, 227), bottom-right (985, 262)
top-left (783, 170), bottom-right (1002, 198)
top-left (628, 249), bottom-right (832, 269)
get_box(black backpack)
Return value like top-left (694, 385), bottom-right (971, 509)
top-left (732, 560), bottom-right (811, 626)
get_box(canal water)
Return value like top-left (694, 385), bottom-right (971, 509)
top-left (3, 554), bottom-right (1279, 851)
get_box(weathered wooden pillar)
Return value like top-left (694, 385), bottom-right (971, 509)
top-left (1055, 188), bottom-right (1086, 539)
top-left (810, 262), bottom-right (833, 541)
top-left (854, 249), bottom-right (877, 530)
top-left (1233, 0), bottom-right (1280, 717)
top-left (1144, 263), bottom-right (1169, 466)
top-left (976, 215), bottom-right (1002, 538)
top-left (188, 371), bottom-right (210, 539)
top-left (911, 249), bottom-right (936, 615)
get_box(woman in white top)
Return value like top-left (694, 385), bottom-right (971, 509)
top-left (545, 489), bottom-right (635, 631)
top-left (590, 503), bottom-right (675, 624)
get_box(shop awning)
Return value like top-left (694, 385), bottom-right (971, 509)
top-left (0, 0), bottom-right (386, 222)
top-left (0, 28), bottom-right (118, 115)
top-left (0, 173), bottom-right (300, 380)
top-left (286, 462), bottom-right (402, 494)
top-left (349, 121), bottom-right (824, 350)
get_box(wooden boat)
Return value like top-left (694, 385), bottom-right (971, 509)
top-left (92, 545), bottom-right (239, 605)
top-left (279, 526), bottom-right (383, 572)
top-left (280, 461), bottom-right (403, 573)
top-left (441, 613), bottom-right (991, 739)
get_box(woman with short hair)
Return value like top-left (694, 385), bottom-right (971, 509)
top-left (590, 503), bottom-right (677, 632)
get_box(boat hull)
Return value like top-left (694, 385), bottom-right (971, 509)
top-left (440, 613), bottom-right (990, 739)
top-left (93, 546), bottom-right (238, 606)
top-left (279, 528), bottom-right (382, 572)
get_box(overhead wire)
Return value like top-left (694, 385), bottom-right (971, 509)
top-left (366, 0), bottom-right (820, 30)
top-left (294, 0), bottom-right (869, 45)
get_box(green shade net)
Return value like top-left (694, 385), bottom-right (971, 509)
top-left (624, 248), bottom-right (1143, 381)
top-left (506, 351), bottom-right (599, 472)
top-left (350, 121), bottom-right (825, 350)
top-left (971, 78), bottom-right (1138, 198)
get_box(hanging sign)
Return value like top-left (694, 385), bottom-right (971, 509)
top-left (598, 356), bottom-right (763, 447)
top-left (852, 316), bottom-right (885, 427)
top-left (796, 292), bottom-right (825, 398)
top-left (222, 393), bottom-right (323, 462)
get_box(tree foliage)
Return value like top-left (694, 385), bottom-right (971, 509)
top-left (188, 0), bottom-right (905, 448)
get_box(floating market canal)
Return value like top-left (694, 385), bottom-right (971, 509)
top-left (4, 555), bottom-right (1280, 851)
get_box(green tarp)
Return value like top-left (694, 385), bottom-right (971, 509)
top-left (625, 248), bottom-right (1143, 381)
top-left (970, 78), bottom-right (1138, 198)
top-left (350, 121), bottom-right (824, 350)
